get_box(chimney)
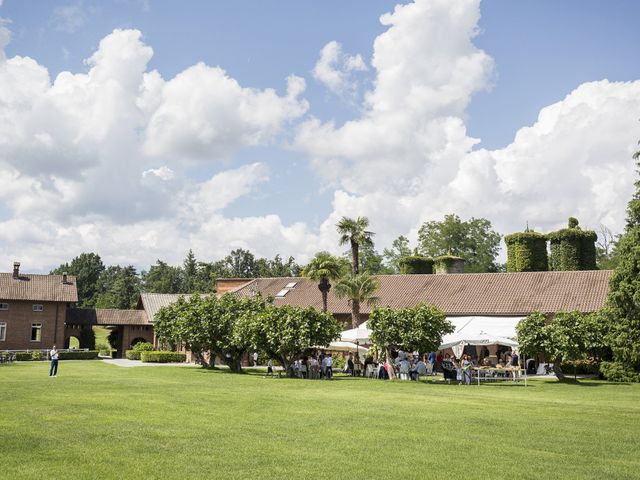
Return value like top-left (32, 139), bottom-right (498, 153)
top-left (62, 272), bottom-right (68, 284)
top-left (12, 261), bottom-right (20, 279)
top-left (434, 256), bottom-right (465, 274)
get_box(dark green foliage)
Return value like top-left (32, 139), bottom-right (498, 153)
top-left (139, 351), bottom-right (186, 363)
top-left (142, 260), bottom-right (184, 293)
top-left (398, 256), bottom-right (433, 274)
top-left (337, 216), bottom-right (375, 275)
top-left (133, 342), bottom-right (154, 351)
top-left (560, 359), bottom-right (601, 375)
top-left (369, 304), bottom-right (453, 356)
top-left (15, 352), bottom-right (33, 361)
top-left (599, 361), bottom-right (640, 382)
top-left (355, 243), bottom-right (393, 274)
top-left (417, 214), bottom-right (501, 273)
top-left (107, 328), bottom-right (119, 351)
top-left (547, 218), bottom-right (597, 271)
top-left (94, 265), bottom-right (141, 309)
top-left (51, 253), bottom-right (105, 307)
top-left (237, 304), bottom-right (342, 373)
top-left (78, 328), bottom-right (96, 350)
top-left (504, 231), bottom-right (548, 272)
top-left (58, 350), bottom-right (99, 360)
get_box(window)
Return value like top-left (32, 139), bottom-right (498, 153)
top-left (33, 304), bottom-right (44, 312)
top-left (0, 303), bottom-right (8, 310)
top-left (31, 324), bottom-right (42, 342)
top-left (285, 282), bottom-right (297, 289)
top-left (275, 289), bottom-right (290, 298)
top-left (0, 322), bottom-right (6, 341)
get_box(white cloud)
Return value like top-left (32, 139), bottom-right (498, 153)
top-left (312, 40), bottom-right (367, 95)
top-left (298, 0), bottom-right (640, 253)
top-left (0, 27), bottom-right (315, 271)
top-left (52, 2), bottom-right (86, 33)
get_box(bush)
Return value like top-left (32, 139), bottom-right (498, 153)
top-left (58, 350), bottom-right (100, 360)
top-left (31, 351), bottom-right (43, 361)
top-left (140, 351), bottom-right (186, 363)
top-left (133, 342), bottom-right (154, 352)
top-left (15, 352), bottom-right (33, 361)
top-left (125, 350), bottom-right (141, 360)
top-left (398, 256), bottom-right (434, 274)
top-left (600, 361), bottom-right (640, 382)
top-left (560, 359), bottom-right (601, 375)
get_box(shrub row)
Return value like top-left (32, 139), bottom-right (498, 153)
top-left (140, 351), bottom-right (186, 363)
top-left (560, 359), bottom-right (600, 375)
top-left (125, 350), bottom-right (141, 360)
top-left (599, 361), bottom-right (640, 383)
top-left (59, 350), bottom-right (99, 360)
top-left (14, 350), bottom-right (99, 361)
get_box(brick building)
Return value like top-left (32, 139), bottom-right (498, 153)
top-left (0, 262), bottom-right (78, 350)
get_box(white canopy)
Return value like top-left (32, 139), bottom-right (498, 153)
top-left (340, 321), bottom-right (372, 344)
top-left (323, 341), bottom-right (369, 353)
top-left (438, 316), bottom-right (523, 357)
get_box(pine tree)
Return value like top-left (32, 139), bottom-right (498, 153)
top-left (603, 144), bottom-right (640, 381)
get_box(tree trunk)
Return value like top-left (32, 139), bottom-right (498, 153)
top-left (385, 347), bottom-right (397, 380)
top-left (351, 300), bottom-right (360, 329)
top-left (351, 240), bottom-right (359, 274)
top-left (318, 277), bottom-right (330, 312)
top-left (554, 359), bottom-right (566, 380)
top-left (229, 355), bottom-right (243, 373)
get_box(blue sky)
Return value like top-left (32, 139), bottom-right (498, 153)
top-left (0, 0), bottom-right (639, 271)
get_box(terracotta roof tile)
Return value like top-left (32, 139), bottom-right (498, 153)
top-left (0, 273), bottom-right (78, 302)
top-left (68, 308), bottom-right (149, 325)
top-left (232, 271), bottom-right (612, 315)
top-left (139, 293), bottom-right (193, 322)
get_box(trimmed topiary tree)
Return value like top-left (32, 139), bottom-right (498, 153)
top-left (504, 231), bottom-right (548, 272)
top-left (398, 256), bottom-right (434, 274)
top-left (547, 218), bottom-right (597, 271)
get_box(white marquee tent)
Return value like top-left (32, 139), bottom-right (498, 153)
top-left (438, 316), bottom-right (523, 357)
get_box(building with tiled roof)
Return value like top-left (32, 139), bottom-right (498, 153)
top-left (230, 270), bottom-right (613, 318)
top-left (0, 262), bottom-right (78, 350)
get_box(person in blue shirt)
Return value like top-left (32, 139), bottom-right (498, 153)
top-left (428, 351), bottom-right (437, 375)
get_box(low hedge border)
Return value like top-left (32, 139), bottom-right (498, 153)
top-left (140, 351), bottom-right (186, 363)
top-left (125, 350), bottom-right (141, 360)
top-left (59, 350), bottom-right (99, 360)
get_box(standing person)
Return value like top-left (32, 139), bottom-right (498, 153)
top-left (346, 354), bottom-right (355, 376)
top-left (49, 346), bottom-right (59, 377)
top-left (462, 354), bottom-right (473, 385)
top-left (428, 351), bottom-right (437, 375)
top-left (399, 357), bottom-right (410, 381)
top-left (323, 355), bottom-right (333, 379)
top-left (441, 353), bottom-right (454, 384)
top-left (511, 350), bottom-right (520, 381)
top-left (310, 355), bottom-right (319, 379)
top-left (454, 356), bottom-right (463, 385)
top-left (266, 358), bottom-right (274, 377)
top-left (253, 352), bottom-right (258, 367)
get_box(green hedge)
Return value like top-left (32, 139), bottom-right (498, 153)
top-left (504, 231), bottom-right (548, 272)
top-left (433, 255), bottom-right (464, 274)
top-left (560, 359), bottom-right (600, 375)
top-left (398, 256), bottom-right (433, 274)
top-left (140, 351), bottom-right (186, 363)
top-left (547, 218), bottom-right (597, 271)
top-left (58, 350), bottom-right (99, 360)
top-left (600, 361), bottom-right (640, 382)
top-left (125, 350), bottom-right (141, 360)
top-left (15, 352), bottom-right (33, 361)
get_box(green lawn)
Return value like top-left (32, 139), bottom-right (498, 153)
top-left (1, 362), bottom-right (639, 479)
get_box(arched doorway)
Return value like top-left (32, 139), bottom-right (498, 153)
top-left (65, 335), bottom-right (80, 349)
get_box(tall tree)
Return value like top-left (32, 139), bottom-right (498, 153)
top-left (336, 216), bottom-right (374, 275)
top-left (602, 143), bottom-right (640, 380)
top-left (237, 304), bottom-right (341, 374)
top-left (142, 260), bottom-right (183, 293)
top-left (334, 272), bottom-right (381, 328)
top-left (182, 250), bottom-right (198, 293)
top-left (596, 224), bottom-right (619, 270)
top-left (94, 265), bottom-right (141, 309)
top-left (51, 252), bottom-right (105, 307)
top-left (302, 252), bottom-right (345, 312)
top-left (369, 304), bottom-right (453, 379)
top-left (357, 243), bottom-right (393, 274)
top-left (383, 235), bottom-right (412, 273)
top-left (417, 214), bottom-right (501, 273)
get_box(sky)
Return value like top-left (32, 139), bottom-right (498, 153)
top-left (1, 0), bottom-right (639, 273)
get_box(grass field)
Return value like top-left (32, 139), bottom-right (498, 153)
top-left (2, 361), bottom-right (639, 479)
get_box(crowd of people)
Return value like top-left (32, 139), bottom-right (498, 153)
top-left (261, 348), bottom-right (521, 383)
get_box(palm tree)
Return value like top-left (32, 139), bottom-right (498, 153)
top-left (336, 216), bottom-right (375, 275)
top-left (334, 273), bottom-right (381, 328)
top-left (302, 252), bottom-right (344, 312)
